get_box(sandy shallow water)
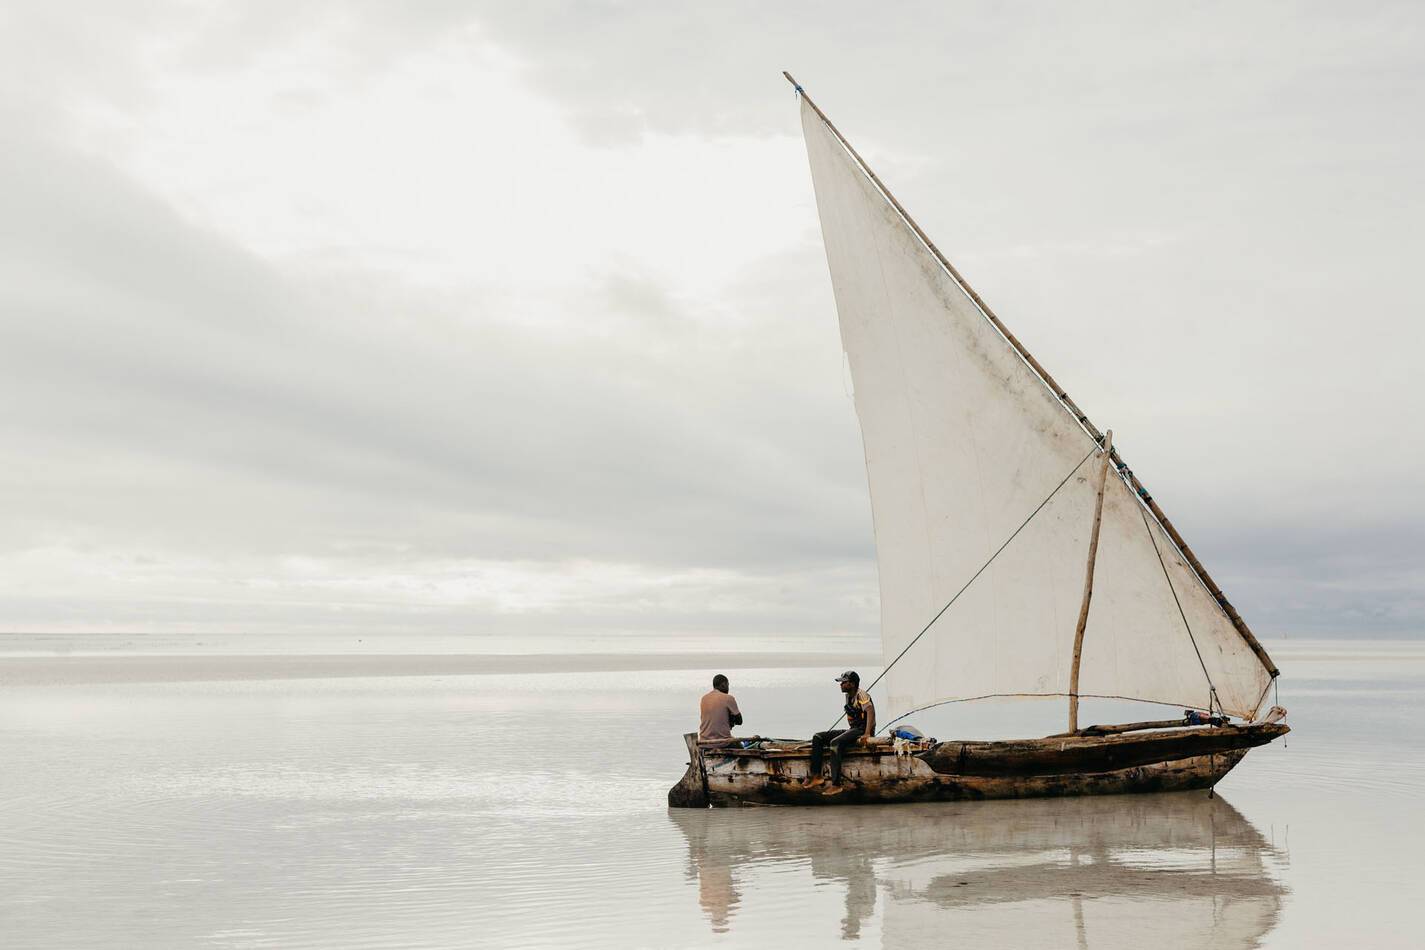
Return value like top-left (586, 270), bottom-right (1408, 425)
top-left (1, 640), bottom-right (1421, 948)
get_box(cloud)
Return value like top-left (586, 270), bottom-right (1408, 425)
top-left (1, 1), bottom-right (1422, 641)
top-left (0, 8), bottom-right (878, 638)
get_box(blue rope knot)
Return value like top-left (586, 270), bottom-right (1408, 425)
top-left (794, 84), bottom-right (804, 94)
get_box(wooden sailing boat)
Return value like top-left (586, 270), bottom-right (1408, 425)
top-left (669, 75), bottom-right (1288, 808)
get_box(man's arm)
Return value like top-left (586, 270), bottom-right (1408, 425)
top-left (729, 697), bottom-right (743, 728)
top-left (863, 699), bottom-right (876, 741)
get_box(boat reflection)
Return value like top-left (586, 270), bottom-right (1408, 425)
top-left (670, 793), bottom-right (1286, 947)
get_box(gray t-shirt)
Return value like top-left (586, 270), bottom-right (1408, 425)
top-left (698, 689), bottom-right (741, 743)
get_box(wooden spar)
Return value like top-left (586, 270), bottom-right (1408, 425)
top-left (782, 72), bottom-right (1277, 679)
top-left (1046, 718), bottom-right (1192, 738)
top-left (1069, 431), bottom-right (1113, 733)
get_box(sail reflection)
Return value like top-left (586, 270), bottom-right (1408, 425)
top-left (670, 793), bottom-right (1285, 947)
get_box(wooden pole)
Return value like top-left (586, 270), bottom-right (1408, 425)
top-left (1047, 718), bottom-right (1190, 738)
top-left (1069, 431), bottom-right (1113, 733)
top-left (783, 72), bottom-right (1277, 678)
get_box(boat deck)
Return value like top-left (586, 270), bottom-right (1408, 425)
top-left (671, 723), bottom-right (1289, 807)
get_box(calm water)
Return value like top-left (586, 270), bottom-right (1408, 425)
top-left (1, 641), bottom-right (1421, 948)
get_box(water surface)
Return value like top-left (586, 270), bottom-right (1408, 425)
top-left (1, 641), bottom-right (1420, 947)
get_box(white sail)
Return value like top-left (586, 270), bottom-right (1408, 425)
top-left (799, 96), bottom-right (1272, 720)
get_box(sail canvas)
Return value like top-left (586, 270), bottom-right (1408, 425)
top-left (798, 96), bottom-right (1272, 720)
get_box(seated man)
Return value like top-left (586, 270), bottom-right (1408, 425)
top-left (805, 670), bottom-right (875, 793)
top-left (698, 674), bottom-right (745, 747)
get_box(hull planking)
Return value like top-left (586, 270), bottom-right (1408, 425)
top-left (668, 723), bottom-right (1288, 808)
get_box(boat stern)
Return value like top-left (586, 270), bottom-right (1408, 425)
top-left (668, 732), bottom-right (709, 808)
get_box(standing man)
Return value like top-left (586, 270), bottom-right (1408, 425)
top-left (805, 671), bottom-right (875, 793)
top-left (698, 674), bottom-right (744, 747)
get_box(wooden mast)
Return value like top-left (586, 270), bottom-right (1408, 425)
top-left (1069, 430), bottom-right (1113, 732)
top-left (783, 71), bottom-right (1277, 679)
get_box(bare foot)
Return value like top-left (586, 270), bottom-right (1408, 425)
top-left (823, 784), bottom-right (844, 796)
top-left (802, 776), bottom-right (826, 788)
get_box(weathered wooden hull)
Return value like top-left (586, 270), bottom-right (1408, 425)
top-left (668, 723), bottom-right (1288, 808)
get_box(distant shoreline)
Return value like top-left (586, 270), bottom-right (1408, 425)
top-left (0, 652), bottom-right (883, 685)
top-left (2, 640), bottom-right (1420, 686)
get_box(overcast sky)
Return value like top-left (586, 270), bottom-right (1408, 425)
top-left (2, 1), bottom-right (1421, 645)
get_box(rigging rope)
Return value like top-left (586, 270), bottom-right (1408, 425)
top-left (825, 445), bottom-right (1098, 732)
top-left (1138, 504), bottom-right (1220, 714)
top-left (878, 690), bottom-right (1219, 734)
top-left (1250, 675), bottom-right (1275, 722)
top-left (1276, 678), bottom-right (1286, 748)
